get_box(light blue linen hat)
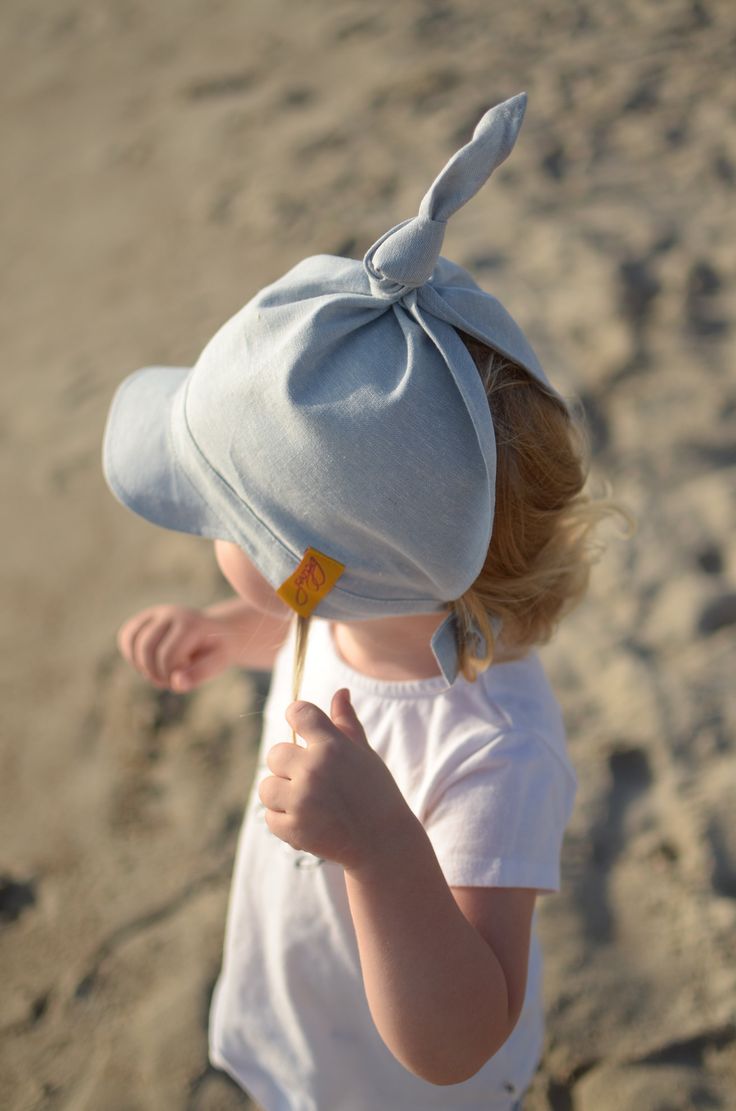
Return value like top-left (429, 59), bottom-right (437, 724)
top-left (103, 93), bottom-right (563, 683)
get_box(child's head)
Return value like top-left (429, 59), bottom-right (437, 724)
top-left (103, 93), bottom-right (609, 684)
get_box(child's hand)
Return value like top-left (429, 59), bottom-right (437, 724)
top-left (258, 690), bottom-right (416, 870)
top-left (117, 605), bottom-right (235, 692)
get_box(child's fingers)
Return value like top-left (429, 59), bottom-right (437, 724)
top-left (155, 622), bottom-right (205, 686)
top-left (257, 773), bottom-right (290, 813)
top-left (117, 612), bottom-right (152, 665)
top-left (266, 741), bottom-right (300, 778)
top-left (286, 697), bottom-right (370, 749)
top-left (131, 616), bottom-right (175, 685)
top-left (116, 607), bottom-right (233, 691)
top-left (329, 688), bottom-right (370, 748)
top-left (285, 701), bottom-right (337, 745)
top-left (263, 808), bottom-right (299, 849)
top-left (170, 643), bottom-right (228, 692)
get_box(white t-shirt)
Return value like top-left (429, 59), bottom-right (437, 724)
top-left (209, 619), bottom-right (576, 1111)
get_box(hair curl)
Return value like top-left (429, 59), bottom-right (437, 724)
top-left (451, 332), bottom-right (625, 680)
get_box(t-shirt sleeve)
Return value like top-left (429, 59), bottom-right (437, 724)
top-left (422, 731), bottom-right (577, 893)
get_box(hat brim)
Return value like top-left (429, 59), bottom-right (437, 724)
top-left (102, 365), bottom-right (234, 543)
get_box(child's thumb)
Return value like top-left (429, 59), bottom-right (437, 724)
top-left (171, 645), bottom-right (225, 692)
top-left (330, 688), bottom-right (370, 748)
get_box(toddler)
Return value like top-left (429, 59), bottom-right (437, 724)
top-left (104, 94), bottom-right (610, 1110)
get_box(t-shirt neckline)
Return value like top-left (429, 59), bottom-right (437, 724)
top-left (322, 621), bottom-right (452, 700)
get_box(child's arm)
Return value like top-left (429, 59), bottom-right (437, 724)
top-left (204, 597), bottom-right (292, 670)
top-left (117, 597), bottom-right (291, 690)
top-left (344, 832), bottom-right (535, 1086)
top-left (260, 692), bottom-right (536, 1086)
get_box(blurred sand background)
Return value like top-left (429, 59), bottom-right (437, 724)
top-left (2, 1), bottom-right (735, 1108)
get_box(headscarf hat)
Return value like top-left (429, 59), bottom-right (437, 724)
top-left (103, 93), bottom-right (563, 683)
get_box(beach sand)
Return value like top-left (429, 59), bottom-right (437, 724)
top-left (1, 1), bottom-right (735, 1107)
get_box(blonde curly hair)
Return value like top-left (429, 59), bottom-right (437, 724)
top-left (451, 331), bottom-right (621, 680)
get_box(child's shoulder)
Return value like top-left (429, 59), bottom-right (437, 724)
top-left (440, 650), bottom-right (566, 748)
top-left (375, 653), bottom-right (576, 809)
top-left (478, 650), bottom-right (561, 715)
top-left (417, 655), bottom-right (576, 801)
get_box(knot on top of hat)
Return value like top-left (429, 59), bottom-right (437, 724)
top-left (364, 215), bottom-right (446, 294)
top-left (364, 92), bottom-right (527, 298)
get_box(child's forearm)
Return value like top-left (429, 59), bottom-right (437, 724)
top-left (344, 815), bottom-right (513, 1086)
top-left (205, 595), bottom-right (266, 622)
top-left (204, 596), bottom-right (292, 670)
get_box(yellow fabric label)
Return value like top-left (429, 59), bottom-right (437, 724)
top-left (276, 547), bottom-right (346, 617)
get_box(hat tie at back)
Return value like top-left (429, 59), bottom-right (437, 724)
top-left (363, 92), bottom-right (527, 299)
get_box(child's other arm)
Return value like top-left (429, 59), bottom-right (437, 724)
top-left (117, 597), bottom-right (291, 690)
top-left (204, 597), bottom-right (292, 670)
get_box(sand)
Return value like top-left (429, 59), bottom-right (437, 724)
top-left (1, 1), bottom-right (735, 1108)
